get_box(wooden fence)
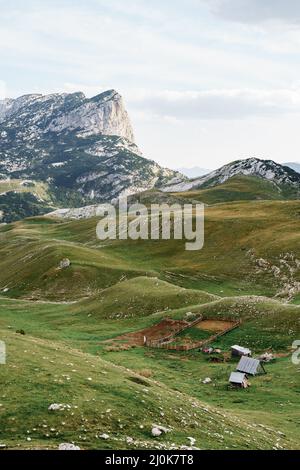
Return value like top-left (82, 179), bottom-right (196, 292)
top-left (145, 318), bottom-right (241, 351)
top-left (145, 315), bottom-right (203, 348)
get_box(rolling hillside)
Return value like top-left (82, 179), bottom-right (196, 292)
top-left (0, 200), bottom-right (299, 301)
top-left (173, 175), bottom-right (298, 204)
top-left (2, 325), bottom-right (296, 450)
top-left (0, 188), bottom-right (299, 450)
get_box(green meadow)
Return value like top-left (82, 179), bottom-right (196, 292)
top-left (0, 198), bottom-right (300, 449)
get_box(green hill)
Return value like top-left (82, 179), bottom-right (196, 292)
top-left (2, 326), bottom-right (295, 450)
top-left (0, 200), bottom-right (299, 300)
top-left (0, 198), bottom-right (300, 449)
top-left (173, 175), bottom-right (299, 204)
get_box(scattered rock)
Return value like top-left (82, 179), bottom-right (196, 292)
top-left (152, 424), bottom-right (171, 436)
top-left (48, 403), bottom-right (71, 412)
top-left (99, 434), bottom-right (110, 440)
top-left (259, 353), bottom-right (274, 363)
top-left (58, 443), bottom-right (80, 451)
top-left (202, 377), bottom-right (212, 384)
top-left (151, 427), bottom-right (162, 437)
top-left (59, 258), bottom-right (71, 270)
top-left (188, 437), bottom-right (196, 446)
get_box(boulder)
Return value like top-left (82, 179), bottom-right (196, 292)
top-left (58, 443), bottom-right (80, 451)
top-left (59, 258), bottom-right (71, 270)
top-left (202, 377), bottom-right (212, 384)
top-left (151, 427), bottom-right (162, 437)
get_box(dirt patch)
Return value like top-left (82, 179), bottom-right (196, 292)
top-left (113, 318), bottom-right (189, 346)
top-left (196, 320), bottom-right (236, 333)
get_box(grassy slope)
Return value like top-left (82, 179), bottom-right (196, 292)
top-left (0, 294), bottom-right (299, 449)
top-left (0, 200), bottom-right (299, 299)
top-left (2, 327), bottom-right (293, 450)
top-left (0, 198), bottom-right (299, 449)
top-left (173, 175), bottom-right (299, 204)
top-left (80, 277), bottom-right (218, 319)
top-left (0, 179), bottom-right (50, 200)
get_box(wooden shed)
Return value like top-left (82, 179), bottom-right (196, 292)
top-left (231, 345), bottom-right (252, 358)
top-left (229, 372), bottom-right (249, 388)
top-left (236, 356), bottom-right (266, 376)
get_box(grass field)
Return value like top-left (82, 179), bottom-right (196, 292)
top-left (0, 196), bottom-right (299, 449)
top-left (173, 175), bottom-right (300, 204)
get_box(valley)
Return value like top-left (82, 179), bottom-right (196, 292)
top-left (0, 88), bottom-right (299, 451)
top-left (0, 199), bottom-right (299, 450)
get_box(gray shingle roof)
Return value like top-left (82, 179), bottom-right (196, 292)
top-left (236, 356), bottom-right (262, 375)
top-left (229, 372), bottom-right (246, 384)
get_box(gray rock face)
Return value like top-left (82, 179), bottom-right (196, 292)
top-left (163, 157), bottom-right (300, 193)
top-left (0, 89), bottom-right (185, 221)
top-left (47, 90), bottom-right (135, 141)
top-left (0, 89), bottom-right (134, 141)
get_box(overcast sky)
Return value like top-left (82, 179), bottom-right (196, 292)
top-left (1, 0), bottom-right (300, 169)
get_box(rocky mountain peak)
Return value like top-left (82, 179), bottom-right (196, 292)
top-left (0, 89), bottom-right (135, 142)
top-left (0, 88), bottom-right (184, 221)
top-left (162, 157), bottom-right (300, 193)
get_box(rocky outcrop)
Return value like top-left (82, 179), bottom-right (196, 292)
top-left (248, 250), bottom-right (300, 301)
top-left (0, 89), bottom-right (185, 221)
top-left (0, 90), bottom-right (134, 141)
top-left (162, 157), bottom-right (300, 194)
top-left (47, 90), bottom-right (135, 141)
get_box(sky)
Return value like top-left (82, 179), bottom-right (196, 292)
top-left (1, 0), bottom-right (300, 170)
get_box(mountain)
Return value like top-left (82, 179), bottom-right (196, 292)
top-left (0, 90), bottom-right (184, 222)
top-left (284, 162), bottom-right (300, 174)
top-left (163, 157), bottom-right (300, 198)
top-left (172, 175), bottom-right (297, 204)
top-left (176, 166), bottom-right (211, 178)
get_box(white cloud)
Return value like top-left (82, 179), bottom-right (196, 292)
top-left (206, 0), bottom-right (300, 25)
top-left (129, 88), bottom-right (300, 120)
top-left (2, 0), bottom-right (300, 169)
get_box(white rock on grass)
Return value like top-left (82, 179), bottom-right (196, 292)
top-left (48, 403), bottom-right (70, 411)
top-left (152, 427), bottom-right (162, 437)
top-left (59, 258), bottom-right (71, 270)
top-left (188, 437), bottom-right (196, 446)
top-left (151, 424), bottom-right (171, 438)
top-left (202, 377), bottom-right (212, 384)
top-left (58, 443), bottom-right (81, 451)
top-left (99, 434), bottom-right (110, 440)
top-left (152, 424), bottom-right (171, 434)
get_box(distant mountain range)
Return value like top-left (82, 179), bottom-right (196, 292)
top-left (177, 162), bottom-right (300, 178)
top-left (0, 89), bottom-right (300, 222)
top-left (163, 157), bottom-right (300, 197)
top-left (176, 166), bottom-right (211, 178)
top-left (284, 162), bottom-right (300, 174)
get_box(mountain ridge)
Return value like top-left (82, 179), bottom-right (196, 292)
top-left (0, 89), bottom-right (184, 221)
top-left (163, 157), bottom-right (300, 196)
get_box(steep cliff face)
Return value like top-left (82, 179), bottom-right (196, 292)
top-left (47, 90), bottom-right (135, 141)
top-left (0, 89), bottom-right (134, 141)
top-left (0, 89), bottom-right (184, 221)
